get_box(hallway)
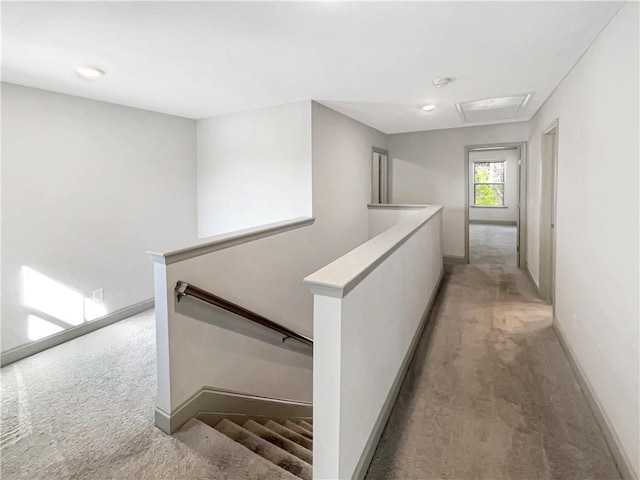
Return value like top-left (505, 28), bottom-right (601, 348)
top-left (0, 265), bottom-right (622, 479)
top-left (366, 264), bottom-right (620, 479)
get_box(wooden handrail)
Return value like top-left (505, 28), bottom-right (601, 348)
top-left (175, 281), bottom-right (313, 347)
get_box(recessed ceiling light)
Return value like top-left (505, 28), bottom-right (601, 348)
top-left (433, 77), bottom-right (455, 88)
top-left (421, 104), bottom-right (436, 112)
top-left (75, 65), bottom-right (105, 80)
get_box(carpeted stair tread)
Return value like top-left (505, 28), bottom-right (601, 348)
top-left (298, 420), bottom-right (313, 432)
top-left (284, 420), bottom-right (313, 439)
top-left (264, 420), bottom-right (312, 450)
top-left (243, 420), bottom-right (312, 464)
top-left (175, 419), bottom-right (299, 480)
top-left (215, 419), bottom-right (312, 480)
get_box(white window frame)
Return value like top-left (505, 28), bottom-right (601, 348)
top-left (472, 159), bottom-right (506, 208)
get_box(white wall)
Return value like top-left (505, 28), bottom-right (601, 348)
top-left (197, 101), bottom-right (312, 237)
top-left (388, 122), bottom-right (529, 258)
top-left (307, 206), bottom-right (443, 480)
top-left (152, 102), bottom-right (387, 413)
top-left (367, 206), bottom-right (426, 239)
top-left (527, 3), bottom-right (639, 476)
top-left (1, 83), bottom-right (197, 352)
top-left (311, 102), bottom-right (388, 261)
top-left (468, 148), bottom-right (519, 223)
top-left (157, 223), bottom-right (316, 411)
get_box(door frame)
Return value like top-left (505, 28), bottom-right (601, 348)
top-left (464, 141), bottom-right (528, 268)
top-left (371, 147), bottom-right (390, 204)
top-left (538, 119), bottom-right (559, 303)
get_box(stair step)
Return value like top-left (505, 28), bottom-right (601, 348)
top-left (243, 420), bottom-right (312, 464)
top-left (284, 420), bottom-right (313, 440)
top-left (215, 419), bottom-right (312, 480)
top-left (265, 420), bottom-right (312, 450)
top-left (175, 419), bottom-right (299, 480)
top-left (298, 420), bottom-right (313, 432)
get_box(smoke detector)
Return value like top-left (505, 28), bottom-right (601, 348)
top-left (433, 77), bottom-right (455, 88)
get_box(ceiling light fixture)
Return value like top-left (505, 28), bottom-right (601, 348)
top-left (75, 65), bottom-right (105, 80)
top-left (421, 104), bottom-right (436, 112)
top-left (433, 76), bottom-right (455, 88)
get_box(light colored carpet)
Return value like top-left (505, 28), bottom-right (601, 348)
top-left (2, 266), bottom-right (621, 480)
top-left (470, 223), bottom-right (517, 266)
top-left (365, 264), bottom-right (621, 480)
top-left (0, 310), bottom-right (286, 480)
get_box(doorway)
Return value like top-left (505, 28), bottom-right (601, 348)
top-left (464, 142), bottom-right (527, 267)
top-left (371, 148), bottom-right (389, 204)
top-left (538, 121), bottom-right (559, 304)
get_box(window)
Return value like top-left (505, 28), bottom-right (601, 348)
top-left (473, 161), bottom-right (505, 206)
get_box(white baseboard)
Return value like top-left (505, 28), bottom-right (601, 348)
top-left (0, 299), bottom-right (154, 367)
top-left (553, 319), bottom-right (637, 480)
top-left (155, 386), bottom-right (312, 434)
top-left (469, 219), bottom-right (517, 226)
top-left (525, 263), bottom-right (541, 297)
top-left (352, 271), bottom-right (445, 480)
top-left (444, 255), bottom-right (467, 265)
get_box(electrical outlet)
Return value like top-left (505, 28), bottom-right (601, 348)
top-left (92, 288), bottom-right (104, 302)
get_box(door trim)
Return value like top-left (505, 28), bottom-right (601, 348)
top-left (464, 142), bottom-right (528, 268)
top-left (371, 147), bottom-right (390, 204)
top-left (538, 119), bottom-right (559, 303)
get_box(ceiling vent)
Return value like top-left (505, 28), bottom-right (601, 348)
top-left (456, 93), bottom-right (533, 123)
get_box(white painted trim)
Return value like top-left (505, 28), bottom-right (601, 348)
top-left (553, 320), bottom-right (637, 480)
top-left (371, 147), bottom-right (390, 204)
top-left (469, 219), bottom-right (517, 226)
top-left (525, 263), bottom-right (541, 298)
top-left (469, 205), bottom-right (509, 209)
top-left (304, 205), bottom-right (443, 298)
top-left (367, 204), bottom-right (429, 210)
top-left (353, 271), bottom-right (444, 480)
top-left (444, 255), bottom-right (467, 265)
top-left (0, 299), bottom-right (154, 367)
top-left (147, 217), bottom-right (315, 265)
top-left (155, 386), bottom-right (313, 434)
top-left (538, 119), bottom-right (559, 304)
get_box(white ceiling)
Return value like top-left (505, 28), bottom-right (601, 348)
top-left (1, 1), bottom-right (624, 134)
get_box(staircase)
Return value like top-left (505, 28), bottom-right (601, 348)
top-left (176, 417), bottom-right (313, 480)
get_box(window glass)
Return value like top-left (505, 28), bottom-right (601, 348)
top-left (473, 161), bottom-right (505, 206)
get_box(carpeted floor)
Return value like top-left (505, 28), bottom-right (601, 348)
top-left (1, 265), bottom-right (621, 479)
top-left (469, 223), bottom-right (517, 266)
top-left (365, 264), bottom-right (621, 480)
top-left (0, 311), bottom-right (237, 480)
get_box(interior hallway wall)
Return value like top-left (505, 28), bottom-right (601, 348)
top-left (387, 122), bottom-right (529, 259)
top-left (1, 83), bottom-right (198, 353)
top-left (527, 3), bottom-right (639, 475)
top-left (311, 102), bottom-right (388, 265)
top-left (197, 101), bottom-right (312, 237)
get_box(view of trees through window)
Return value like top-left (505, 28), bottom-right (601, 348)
top-left (474, 161), bottom-right (505, 206)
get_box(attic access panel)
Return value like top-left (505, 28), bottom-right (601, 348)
top-left (456, 93), bottom-right (533, 123)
